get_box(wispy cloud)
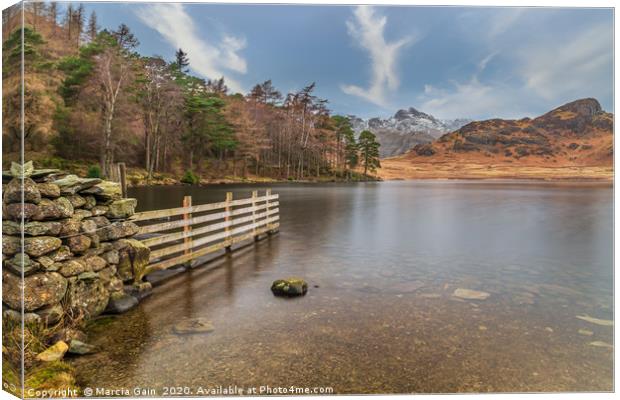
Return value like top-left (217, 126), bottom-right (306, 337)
top-left (420, 76), bottom-right (519, 120)
top-left (341, 6), bottom-right (413, 107)
top-left (419, 52), bottom-right (520, 119)
top-left (419, 11), bottom-right (612, 120)
top-left (135, 4), bottom-right (247, 92)
top-left (519, 23), bottom-right (612, 101)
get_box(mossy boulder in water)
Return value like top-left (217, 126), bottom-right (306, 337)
top-left (271, 278), bottom-right (308, 297)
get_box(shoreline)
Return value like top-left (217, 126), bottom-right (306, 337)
top-left (377, 160), bottom-right (613, 184)
top-left (125, 175), bottom-right (613, 190)
top-left (382, 176), bottom-right (613, 183)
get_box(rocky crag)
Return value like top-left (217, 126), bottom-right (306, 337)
top-left (349, 108), bottom-right (471, 158)
top-left (408, 98), bottom-right (613, 164)
top-left (2, 163), bottom-right (151, 340)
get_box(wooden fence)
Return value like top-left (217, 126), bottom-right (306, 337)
top-left (130, 189), bottom-right (279, 275)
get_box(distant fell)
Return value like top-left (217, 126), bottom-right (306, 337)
top-left (407, 98), bottom-right (612, 166)
top-left (348, 107), bottom-right (471, 158)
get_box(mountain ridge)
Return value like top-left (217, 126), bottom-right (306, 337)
top-left (378, 98), bottom-right (613, 181)
top-left (348, 107), bottom-right (471, 158)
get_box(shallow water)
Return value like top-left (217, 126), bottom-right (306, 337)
top-left (72, 180), bottom-right (613, 394)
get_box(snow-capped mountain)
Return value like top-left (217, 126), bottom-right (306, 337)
top-left (349, 108), bottom-right (471, 158)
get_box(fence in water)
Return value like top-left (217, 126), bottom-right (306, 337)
top-left (129, 189), bottom-right (279, 273)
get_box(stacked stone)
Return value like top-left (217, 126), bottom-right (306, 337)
top-left (2, 169), bottom-right (148, 326)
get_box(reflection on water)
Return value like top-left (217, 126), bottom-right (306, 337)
top-left (72, 181), bottom-right (613, 393)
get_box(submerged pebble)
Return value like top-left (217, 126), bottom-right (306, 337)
top-left (576, 315), bottom-right (613, 326)
top-left (589, 341), bottom-right (613, 349)
top-left (453, 288), bottom-right (490, 300)
top-left (173, 318), bottom-right (215, 335)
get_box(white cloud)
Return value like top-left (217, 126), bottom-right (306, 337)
top-left (420, 76), bottom-right (519, 120)
top-left (477, 51), bottom-right (497, 72)
top-left (519, 23), bottom-right (612, 101)
top-left (341, 6), bottom-right (412, 107)
top-left (135, 4), bottom-right (247, 92)
top-left (419, 51), bottom-right (522, 119)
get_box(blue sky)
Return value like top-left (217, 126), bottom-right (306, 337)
top-left (79, 3), bottom-right (613, 120)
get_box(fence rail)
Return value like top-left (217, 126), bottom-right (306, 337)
top-left (131, 189), bottom-right (279, 274)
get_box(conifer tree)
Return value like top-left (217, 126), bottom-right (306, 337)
top-left (358, 130), bottom-right (381, 175)
top-left (87, 10), bottom-right (98, 42)
top-left (175, 48), bottom-right (189, 72)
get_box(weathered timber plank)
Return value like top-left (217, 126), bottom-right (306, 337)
top-left (142, 208), bottom-right (279, 247)
top-left (144, 222), bottom-right (280, 273)
top-left (131, 194), bottom-right (278, 221)
top-left (136, 201), bottom-right (279, 234)
top-left (149, 215), bottom-right (279, 260)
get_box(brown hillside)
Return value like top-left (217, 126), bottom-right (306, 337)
top-left (379, 98), bottom-right (613, 181)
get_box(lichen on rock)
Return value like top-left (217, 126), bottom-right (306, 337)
top-left (271, 278), bottom-right (309, 297)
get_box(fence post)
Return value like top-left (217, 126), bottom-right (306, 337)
top-left (265, 188), bottom-right (273, 236)
top-left (252, 190), bottom-right (259, 242)
top-left (118, 162), bottom-right (127, 198)
top-left (225, 192), bottom-right (233, 253)
top-left (183, 196), bottom-right (192, 257)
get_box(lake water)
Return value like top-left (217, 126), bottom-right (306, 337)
top-left (72, 180), bottom-right (613, 393)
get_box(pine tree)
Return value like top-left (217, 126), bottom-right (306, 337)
top-left (112, 23), bottom-right (139, 50)
top-left (248, 84), bottom-right (265, 102)
top-left (207, 77), bottom-right (228, 94)
top-left (48, 3), bottom-right (58, 35)
top-left (64, 4), bottom-right (74, 41)
top-left (260, 80), bottom-right (282, 104)
top-left (175, 48), bottom-right (189, 72)
top-left (358, 130), bottom-right (381, 175)
top-left (87, 10), bottom-right (98, 42)
top-left (74, 4), bottom-right (86, 48)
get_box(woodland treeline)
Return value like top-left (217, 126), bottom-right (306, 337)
top-left (2, 3), bottom-right (381, 181)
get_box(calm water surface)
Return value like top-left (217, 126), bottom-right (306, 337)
top-left (72, 181), bottom-right (613, 393)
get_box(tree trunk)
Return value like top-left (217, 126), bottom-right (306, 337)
top-left (102, 102), bottom-right (115, 177)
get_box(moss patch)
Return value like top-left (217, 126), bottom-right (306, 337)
top-left (25, 361), bottom-right (78, 392)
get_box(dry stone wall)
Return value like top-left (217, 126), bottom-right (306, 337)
top-left (2, 167), bottom-right (151, 327)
